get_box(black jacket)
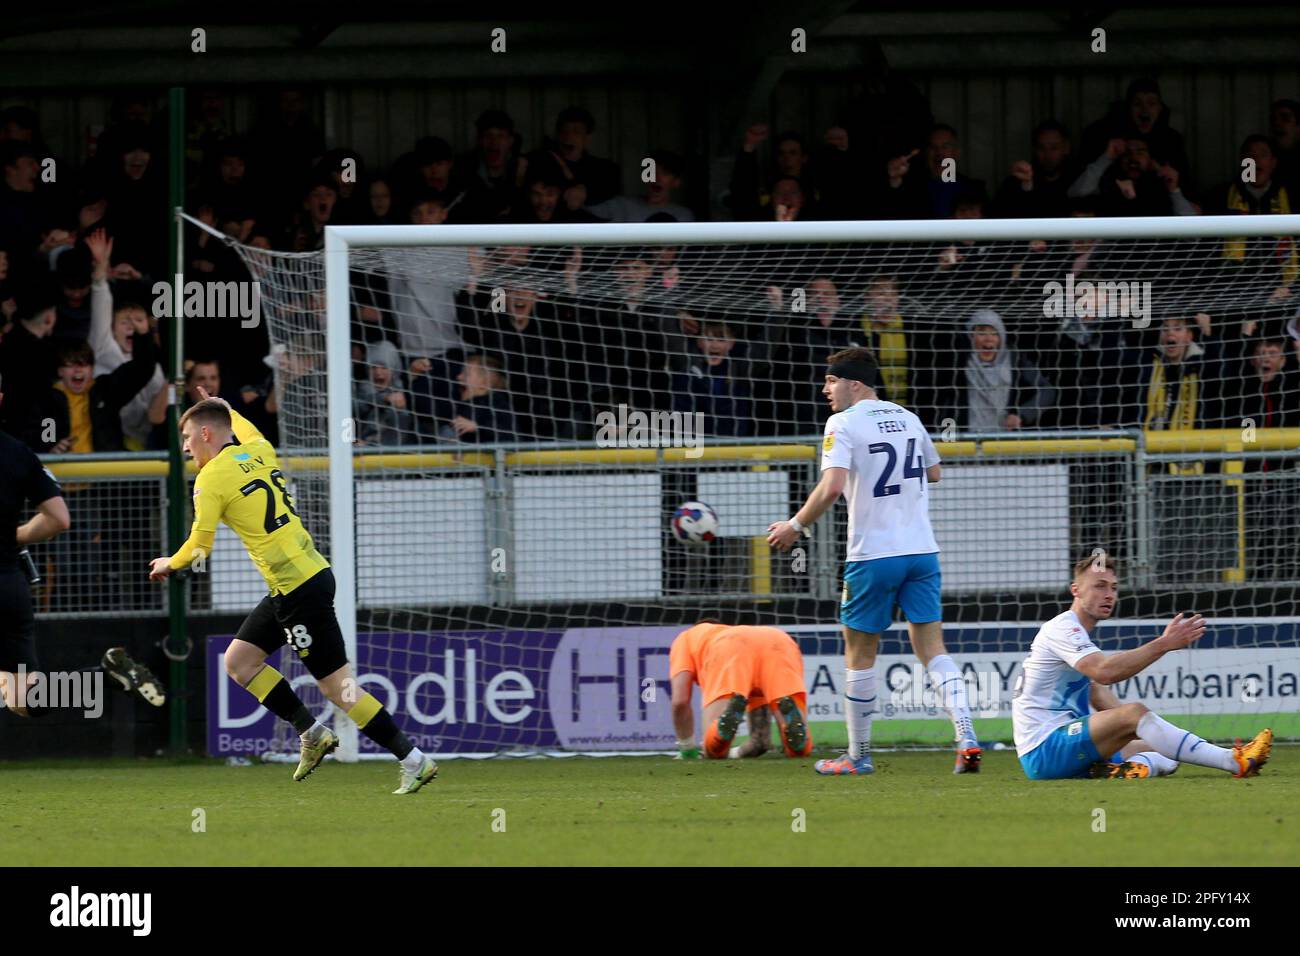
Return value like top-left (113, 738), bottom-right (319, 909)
top-left (37, 331), bottom-right (157, 453)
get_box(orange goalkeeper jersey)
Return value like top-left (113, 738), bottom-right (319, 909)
top-left (168, 409), bottom-right (329, 595)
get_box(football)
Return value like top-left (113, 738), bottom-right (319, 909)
top-left (670, 501), bottom-right (719, 546)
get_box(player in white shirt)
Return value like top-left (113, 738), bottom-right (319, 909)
top-left (768, 347), bottom-right (981, 775)
top-left (1013, 552), bottom-right (1273, 780)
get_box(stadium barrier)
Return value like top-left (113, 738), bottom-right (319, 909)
top-left (33, 430), bottom-right (1300, 619)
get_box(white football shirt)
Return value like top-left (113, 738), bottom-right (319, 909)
top-left (821, 399), bottom-right (940, 562)
top-left (1011, 609), bottom-right (1104, 756)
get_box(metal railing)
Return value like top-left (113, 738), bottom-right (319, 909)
top-left (30, 431), bottom-right (1300, 618)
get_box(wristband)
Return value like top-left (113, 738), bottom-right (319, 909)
top-left (789, 516), bottom-right (810, 537)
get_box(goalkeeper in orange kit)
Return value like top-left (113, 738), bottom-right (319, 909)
top-left (669, 620), bottom-right (813, 759)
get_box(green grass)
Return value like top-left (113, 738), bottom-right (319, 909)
top-left (3, 750), bottom-right (1297, 866)
top-left (806, 714), bottom-right (1300, 747)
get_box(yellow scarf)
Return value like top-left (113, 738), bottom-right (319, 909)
top-left (1223, 185), bottom-right (1297, 286)
top-left (55, 381), bottom-right (95, 454)
top-left (1144, 358), bottom-right (1202, 475)
top-left (862, 314), bottom-right (907, 404)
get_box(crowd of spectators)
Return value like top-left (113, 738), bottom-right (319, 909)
top-left (2, 78), bottom-right (1299, 604)
top-left (0, 81), bottom-right (1297, 462)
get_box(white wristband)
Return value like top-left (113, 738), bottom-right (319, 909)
top-left (789, 516), bottom-right (805, 533)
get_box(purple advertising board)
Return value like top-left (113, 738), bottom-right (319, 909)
top-left (206, 626), bottom-right (698, 755)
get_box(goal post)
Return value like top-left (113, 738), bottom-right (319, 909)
top-left (324, 230), bottom-right (360, 762)
top-left (220, 213), bottom-right (1300, 761)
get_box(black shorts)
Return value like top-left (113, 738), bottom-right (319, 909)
top-left (234, 568), bottom-right (349, 679)
top-left (0, 568), bottom-right (38, 673)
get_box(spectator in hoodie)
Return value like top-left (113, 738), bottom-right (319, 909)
top-left (354, 339), bottom-right (413, 447)
top-left (993, 120), bottom-right (1077, 218)
top-left (1068, 133), bottom-right (1197, 217)
top-left (929, 309), bottom-right (1056, 433)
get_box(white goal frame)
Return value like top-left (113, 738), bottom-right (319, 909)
top-left (323, 214), bottom-right (1300, 760)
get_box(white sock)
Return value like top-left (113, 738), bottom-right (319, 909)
top-left (1136, 712), bottom-right (1236, 773)
top-left (926, 655), bottom-right (977, 748)
top-left (400, 748), bottom-right (426, 772)
top-left (1127, 752), bottom-right (1179, 776)
top-left (845, 668), bottom-right (877, 760)
top-left (301, 721), bottom-right (327, 741)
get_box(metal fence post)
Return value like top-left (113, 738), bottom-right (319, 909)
top-left (486, 448), bottom-right (514, 606)
top-left (1133, 430), bottom-right (1152, 590)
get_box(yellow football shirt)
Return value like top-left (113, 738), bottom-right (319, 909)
top-left (168, 409), bottom-right (329, 595)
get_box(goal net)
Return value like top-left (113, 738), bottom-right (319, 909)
top-left (207, 215), bottom-right (1300, 759)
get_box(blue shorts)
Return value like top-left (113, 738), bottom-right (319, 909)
top-left (840, 553), bottom-right (941, 634)
top-left (1020, 716), bottom-right (1123, 780)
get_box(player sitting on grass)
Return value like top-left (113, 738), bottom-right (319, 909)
top-left (148, 389), bottom-right (437, 795)
top-left (1013, 552), bottom-right (1272, 780)
top-left (669, 619), bottom-right (813, 759)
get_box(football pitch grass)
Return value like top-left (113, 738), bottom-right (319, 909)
top-left (3, 749), bottom-right (1296, 866)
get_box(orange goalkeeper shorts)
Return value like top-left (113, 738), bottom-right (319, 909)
top-left (698, 626), bottom-right (807, 707)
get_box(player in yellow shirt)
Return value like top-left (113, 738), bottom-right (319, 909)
top-left (148, 389), bottom-right (437, 794)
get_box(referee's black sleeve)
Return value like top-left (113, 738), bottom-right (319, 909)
top-left (22, 445), bottom-right (62, 507)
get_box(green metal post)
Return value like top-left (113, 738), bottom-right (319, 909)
top-left (165, 87), bottom-right (188, 753)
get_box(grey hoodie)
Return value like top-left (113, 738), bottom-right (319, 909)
top-left (965, 309), bottom-right (1014, 431)
top-left (354, 339), bottom-right (412, 445)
